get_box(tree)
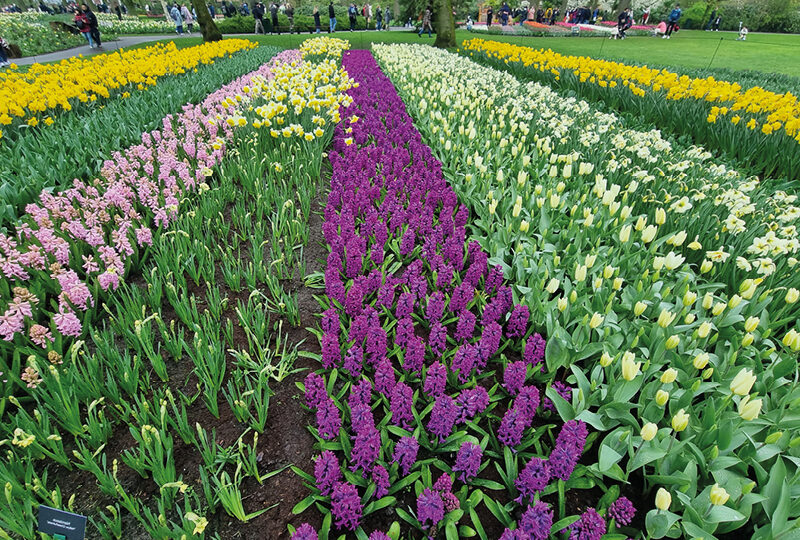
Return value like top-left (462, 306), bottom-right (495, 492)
top-left (434, 0), bottom-right (456, 47)
top-left (191, 0), bottom-right (223, 41)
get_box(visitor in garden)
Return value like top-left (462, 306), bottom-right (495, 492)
top-left (499, 1), bottom-right (510, 25)
top-left (375, 4), bottom-right (382, 30)
top-left (366, 3), bottom-right (372, 28)
top-left (0, 37), bottom-right (10, 68)
top-left (207, 2), bottom-right (215, 17)
top-left (312, 5), bottom-right (321, 32)
top-left (418, 5), bottom-right (432, 36)
top-left (466, 14), bottom-right (473, 29)
top-left (712, 14), bottom-right (721, 30)
top-left (737, 25), bottom-right (748, 40)
top-left (616, 7), bottom-right (632, 39)
top-left (170, 2), bottom-right (184, 33)
top-left (114, 3), bottom-right (121, 19)
top-left (81, 3), bottom-right (101, 47)
top-left (663, 3), bottom-right (681, 38)
top-left (383, 5), bottom-right (391, 29)
top-left (486, 5), bottom-right (493, 25)
top-left (285, 2), bottom-right (295, 33)
top-left (240, 2), bottom-right (250, 15)
top-left (181, 3), bottom-right (194, 32)
top-left (73, 7), bottom-right (96, 48)
top-left (348, 3), bottom-right (357, 30)
top-left (253, 1), bottom-right (265, 33)
top-left (705, 9), bottom-right (716, 30)
top-left (329, 1), bottom-right (337, 31)
top-left (270, 1), bottom-right (280, 33)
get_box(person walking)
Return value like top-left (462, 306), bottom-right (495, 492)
top-left (348, 2), bottom-right (356, 30)
top-left (253, 1), bottom-right (264, 33)
top-left (270, 1), bottom-right (279, 33)
top-left (364, 3), bottom-right (371, 28)
top-left (375, 4), bottom-right (382, 30)
top-left (181, 3), bottom-right (194, 32)
top-left (285, 2), bottom-right (295, 33)
top-left (705, 8), bottom-right (715, 30)
top-left (383, 5), bottom-right (390, 29)
top-left (712, 14), bottom-right (721, 30)
top-left (499, 1), bottom-right (510, 25)
top-left (312, 5), bottom-right (321, 32)
top-left (73, 8), bottom-right (95, 47)
top-left (486, 5), bottom-right (493, 25)
top-left (81, 3), bottom-right (101, 47)
top-left (0, 36), bottom-right (10, 67)
top-left (170, 2), bottom-right (184, 33)
top-left (663, 3), bottom-right (681, 38)
top-left (616, 7), bottom-right (632, 39)
top-left (329, 0), bottom-right (337, 32)
top-left (418, 4), bottom-right (432, 36)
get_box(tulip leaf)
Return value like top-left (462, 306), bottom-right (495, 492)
top-left (545, 329), bottom-right (570, 372)
top-left (598, 444), bottom-right (623, 472)
top-left (645, 509), bottom-right (679, 539)
top-left (708, 505), bottom-right (746, 523)
top-left (630, 446), bottom-right (667, 470)
top-left (545, 386), bottom-right (575, 422)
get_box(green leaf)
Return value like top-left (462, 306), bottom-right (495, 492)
top-left (469, 508), bottom-right (488, 540)
top-left (363, 496), bottom-right (397, 516)
top-left (707, 505), bottom-right (746, 523)
top-left (545, 329), bottom-right (569, 372)
top-left (445, 521), bottom-right (459, 540)
top-left (545, 386), bottom-right (575, 422)
top-left (629, 446), bottom-right (667, 470)
top-left (471, 478), bottom-right (505, 491)
top-left (550, 516), bottom-right (580, 534)
top-left (292, 495), bottom-right (316, 515)
top-left (598, 445), bottom-right (623, 472)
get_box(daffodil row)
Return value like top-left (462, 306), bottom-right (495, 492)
top-left (0, 39), bottom-right (257, 142)
top-left (462, 38), bottom-right (800, 179)
top-left (374, 43), bottom-right (800, 539)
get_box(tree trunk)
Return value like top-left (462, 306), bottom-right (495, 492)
top-left (192, 0), bottom-right (223, 41)
top-left (433, 0), bottom-right (455, 48)
top-left (615, 0), bottom-right (631, 15)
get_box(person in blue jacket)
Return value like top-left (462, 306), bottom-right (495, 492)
top-left (663, 3), bottom-right (681, 38)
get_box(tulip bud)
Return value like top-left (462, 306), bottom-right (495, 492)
top-left (633, 301), bottom-right (647, 316)
top-left (765, 432), bottom-right (783, 445)
top-left (682, 291), bottom-right (697, 307)
top-left (744, 316), bottom-right (759, 333)
top-left (655, 389), bottom-right (670, 406)
top-left (665, 335), bottom-right (679, 349)
top-left (702, 292), bottom-right (714, 310)
top-left (728, 294), bottom-right (742, 308)
top-left (641, 225), bottom-right (658, 243)
top-left (658, 309), bottom-right (676, 328)
top-left (600, 352), bottom-right (613, 367)
top-left (710, 484), bottom-right (730, 506)
top-left (742, 481), bottom-right (756, 495)
top-left (684, 313), bottom-right (696, 324)
top-left (783, 329), bottom-right (800, 351)
top-left (635, 216), bottom-right (647, 231)
top-left (575, 265), bottom-right (587, 283)
top-left (570, 290), bottom-right (577, 303)
top-left (700, 260), bottom-right (713, 273)
top-left (619, 225), bottom-right (632, 243)
top-left (655, 208), bottom-right (666, 225)
top-left (621, 351), bottom-right (641, 381)
top-left (613, 277), bottom-right (624, 290)
top-left (545, 278), bottom-right (560, 294)
top-left (738, 396), bottom-right (762, 421)
top-left (585, 254), bottom-right (597, 268)
top-left (741, 333), bottom-right (754, 347)
top-left (712, 302), bottom-right (726, 316)
top-left (655, 488), bottom-right (671, 511)
top-left (641, 422), bottom-right (658, 441)
top-left (730, 368), bottom-right (756, 396)
top-left (786, 288), bottom-right (799, 304)
top-left (557, 297), bottom-right (568, 312)
top-left (661, 368), bottom-right (678, 384)
top-left (740, 280), bottom-right (757, 300)
top-left (702, 367), bottom-right (714, 380)
top-left (671, 409), bottom-right (689, 432)
top-left (693, 352), bottom-right (709, 369)
top-left (603, 265), bottom-right (614, 279)
top-left (589, 313), bottom-right (604, 329)
top-left (652, 257), bottom-right (665, 271)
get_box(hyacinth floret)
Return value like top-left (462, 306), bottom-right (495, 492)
top-left (314, 450), bottom-right (341, 496)
top-left (291, 523), bottom-right (319, 540)
top-left (331, 481), bottom-right (363, 531)
top-left (390, 381), bottom-right (414, 428)
top-left (608, 496), bottom-right (636, 526)
top-left (423, 362), bottom-right (447, 398)
top-left (453, 441), bottom-right (482, 482)
top-left (392, 435), bottom-right (419, 476)
top-left (456, 386), bottom-right (489, 424)
top-left (519, 501), bottom-right (553, 540)
top-left (372, 465), bottom-right (390, 499)
top-left (304, 372), bottom-right (327, 409)
top-left (506, 304), bottom-right (530, 338)
top-left (316, 397), bottom-right (341, 440)
top-left (428, 395), bottom-right (459, 442)
top-left (504, 361), bottom-right (528, 395)
top-left (515, 457), bottom-right (550, 504)
top-left (568, 508), bottom-right (606, 540)
top-left (416, 488), bottom-right (444, 527)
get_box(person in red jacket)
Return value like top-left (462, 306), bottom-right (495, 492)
top-left (73, 8), bottom-right (96, 48)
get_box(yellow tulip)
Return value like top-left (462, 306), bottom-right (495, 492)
top-left (619, 225), bottom-right (632, 243)
top-left (655, 208), bottom-right (666, 225)
top-left (786, 288), bottom-right (799, 304)
top-left (634, 301), bottom-right (647, 316)
top-left (682, 291), bottom-right (697, 307)
top-left (710, 484), bottom-right (730, 506)
top-left (657, 309), bottom-right (676, 328)
top-left (545, 278), bottom-right (560, 294)
top-left (728, 294), bottom-right (742, 308)
top-left (671, 409), bottom-right (689, 432)
top-left (655, 488), bottom-right (672, 511)
top-left (660, 368), bottom-right (678, 384)
top-left (621, 351), bottom-right (641, 381)
top-left (693, 352), bottom-right (709, 369)
top-left (655, 389), bottom-right (670, 406)
top-left (702, 293), bottom-right (714, 310)
top-left (744, 316), bottom-right (759, 333)
top-left (742, 333), bottom-right (754, 347)
top-left (730, 368), bottom-right (756, 396)
top-left (700, 260), bottom-right (713, 273)
top-left (665, 335), bottom-right (680, 349)
top-left (738, 395), bottom-right (762, 421)
top-left (575, 265), bottom-right (587, 282)
top-left (641, 225), bottom-right (658, 243)
top-left (782, 329), bottom-right (800, 351)
top-left (600, 352), bottom-right (613, 367)
top-left (557, 297), bottom-right (568, 312)
top-left (641, 422), bottom-right (658, 441)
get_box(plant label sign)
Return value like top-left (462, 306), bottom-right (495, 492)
top-left (38, 505), bottom-right (86, 540)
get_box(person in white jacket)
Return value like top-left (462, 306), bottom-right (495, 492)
top-left (181, 3), bottom-right (194, 32)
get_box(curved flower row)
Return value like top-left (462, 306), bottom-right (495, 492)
top-left (373, 43), bottom-right (800, 539)
top-left (0, 50), bottom-right (316, 374)
top-left (461, 38), bottom-right (800, 179)
top-left (0, 39), bottom-right (256, 140)
top-left (290, 49), bottom-right (636, 540)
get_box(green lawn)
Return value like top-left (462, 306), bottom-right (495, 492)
top-left (67, 27), bottom-right (800, 79)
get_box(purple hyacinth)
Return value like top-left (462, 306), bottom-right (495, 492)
top-left (524, 333), bottom-right (546, 369)
top-left (436, 264), bottom-right (453, 290)
top-left (399, 227), bottom-right (416, 255)
top-left (504, 361), bottom-right (528, 395)
top-left (392, 435), bottom-right (419, 476)
top-left (555, 420), bottom-right (588, 454)
top-left (428, 395), bottom-right (459, 442)
top-left (543, 381), bottom-right (573, 411)
top-left (331, 481), bottom-right (362, 531)
top-left (451, 344), bottom-right (478, 383)
top-left (365, 326), bottom-right (387, 366)
top-left (498, 407), bottom-right (530, 448)
top-left (402, 336), bottom-right (425, 374)
top-left (372, 465), bottom-right (390, 499)
top-left (321, 333), bottom-right (341, 370)
top-left (416, 488), bottom-right (444, 527)
top-left (453, 442), bottom-right (482, 482)
top-left (433, 473), bottom-right (453, 494)
top-left (396, 292), bottom-right (415, 319)
top-left (316, 397), bottom-right (341, 440)
top-left (449, 282), bottom-right (474, 314)
top-left (519, 501), bottom-right (553, 540)
top-left (515, 386), bottom-right (541, 420)
top-left (292, 523), bottom-right (318, 540)
top-left (442, 491), bottom-right (460, 512)
top-left (390, 382), bottom-right (414, 428)
top-left (376, 279), bottom-right (394, 308)
top-left (349, 379), bottom-right (372, 408)
top-left (481, 298), bottom-right (504, 326)
top-left (304, 372), bottom-right (326, 409)
top-left (314, 451), bottom-right (341, 496)
top-left (426, 291), bottom-right (446, 322)
top-left (374, 357), bottom-right (396, 395)
top-left (343, 345), bottom-right (364, 376)
top-left (548, 444), bottom-right (581, 482)
top-left (395, 316), bottom-right (415, 347)
top-left (608, 496), bottom-right (636, 526)
top-left (368, 532), bottom-right (391, 540)
top-left (321, 308), bottom-right (340, 336)
top-left (349, 402), bottom-right (374, 433)
top-left (568, 508), bottom-right (606, 540)
top-left (456, 386), bottom-right (489, 424)
top-left (350, 426), bottom-right (380, 475)
top-left (454, 310), bottom-right (476, 342)
top-left (478, 321), bottom-right (502, 365)
top-left (506, 304), bottom-right (530, 338)
top-left (499, 529), bottom-right (528, 540)
top-left (423, 362), bottom-right (447, 398)
top-left (515, 457), bottom-right (550, 504)
top-left (485, 264), bottom-right (504, 294)
top-left (429, 321), bottom-right (448, 356)
top-left (345, 282), bottom-right (364, 317)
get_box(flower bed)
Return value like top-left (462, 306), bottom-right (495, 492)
top-left (461, 38), bottom-right (800, 179)
top-left (373, 42), bottom-right (800, 539)
top-left (289, 49), bottom-right (638, 540)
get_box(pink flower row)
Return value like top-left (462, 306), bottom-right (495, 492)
top-left (0, 49), bottom-right (301, 351)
